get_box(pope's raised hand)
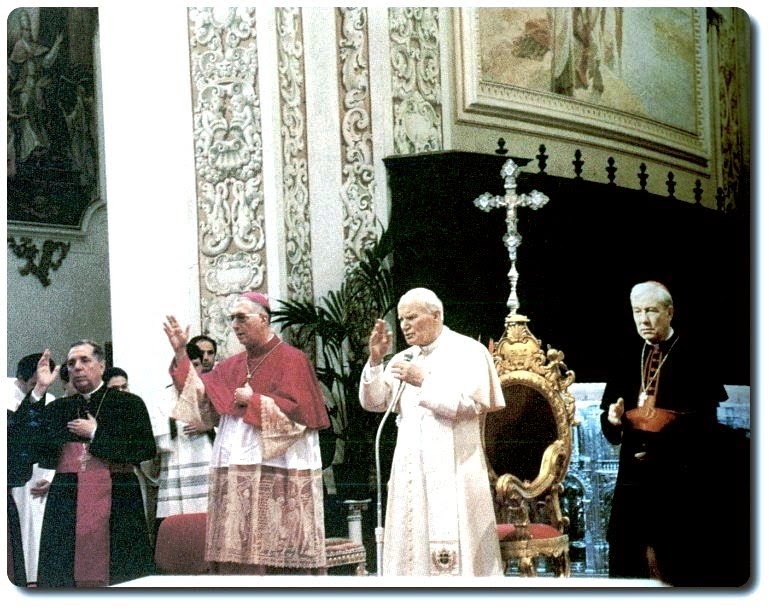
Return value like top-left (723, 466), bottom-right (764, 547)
top-left (368, 319), bottom-right (393, 366)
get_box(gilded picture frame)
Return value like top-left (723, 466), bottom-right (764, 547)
top-left (453, 7), bottom-right (710, 172)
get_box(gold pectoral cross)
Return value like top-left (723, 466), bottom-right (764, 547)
top-left (638, 394), bottom-right (656, 418)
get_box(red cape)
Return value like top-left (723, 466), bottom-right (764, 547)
top-left (171, 335), bottom-right (330, 430)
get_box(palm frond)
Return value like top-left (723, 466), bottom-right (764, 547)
top-left (272, 223), bottom-right (395, 470)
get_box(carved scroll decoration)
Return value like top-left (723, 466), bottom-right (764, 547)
top-left (389, 8), bottom-right (443, 154)
top-left (492, 314), bottom-right (577, 431)
top-left (276, 7), bottom-right (314, 302)
top-left (204, 250), bottom-right (264, 296)
top-left (337, 7), bottom-right (378, 271)
top-left (188, 7), bottom-right (266, 347)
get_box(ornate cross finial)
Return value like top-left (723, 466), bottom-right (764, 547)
top-left (473, 159), bottom-right (549, 316)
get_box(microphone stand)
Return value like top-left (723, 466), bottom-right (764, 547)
top-left (374, 353), bottom-right (413, 577)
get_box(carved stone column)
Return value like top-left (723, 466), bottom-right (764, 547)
top-left (337, 7), bottom-right (378, 271)
top-left (389, 8), bottom-right (443, 155)
top-left (276, 7), bottom-right (314, 304)
top-left (187, 7), bottom-right (266, 352)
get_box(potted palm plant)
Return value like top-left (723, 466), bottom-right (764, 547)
top-left (272, 225), bottom-right (396, 499)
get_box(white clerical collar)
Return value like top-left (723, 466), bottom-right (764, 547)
top-left (81, 381), bottom-right (104, 401)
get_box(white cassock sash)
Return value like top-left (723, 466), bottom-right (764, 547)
top-left (414, 348), bottom-right (461, 575)
top-left (422, 413), bottom-right (460, 575)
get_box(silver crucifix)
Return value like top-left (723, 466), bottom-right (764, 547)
top-left (473, 159), bottom-right (549, 316)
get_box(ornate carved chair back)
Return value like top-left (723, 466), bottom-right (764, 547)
top-left (483, 313), bottom-right (577, 576)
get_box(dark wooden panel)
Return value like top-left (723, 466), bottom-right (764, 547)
top-left (384, 151), bottom-right (750, 385)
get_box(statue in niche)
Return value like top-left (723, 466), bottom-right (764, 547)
top-left (7, 7), bottom-right (100, 228)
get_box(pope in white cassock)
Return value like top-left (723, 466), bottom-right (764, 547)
top-left (359, 288), bottom-right (505, 576)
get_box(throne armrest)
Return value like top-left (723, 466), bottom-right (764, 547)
top-left (495, 439), bottom-right (567, 502)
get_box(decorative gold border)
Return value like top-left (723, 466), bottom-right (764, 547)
top-left (453, 8), bottom-right (710, 172)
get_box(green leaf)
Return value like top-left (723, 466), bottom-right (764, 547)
top-left (272, 223), bottom-right (396, 478)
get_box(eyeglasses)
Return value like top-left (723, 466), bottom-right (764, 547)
top-left (228, 313), bottom-right (262, 323)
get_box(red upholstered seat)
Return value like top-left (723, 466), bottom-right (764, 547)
top-left (154, 513), bottom-right (209, 575)
top-left (153, 513), bottom-right (368, 576)
top-left (497, 522), bottom-right (563, 542)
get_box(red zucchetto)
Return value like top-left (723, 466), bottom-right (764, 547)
top-left (240, 291), bottom-right (271, 312)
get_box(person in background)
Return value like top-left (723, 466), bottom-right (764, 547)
top-left (600, 280), bottom-right (729, 586)
top-left (103, 365), bottom-right (167, 547)
top-left (189, 334), bottom-right (218, 373)
top-left (7, 353), bottom-right (57, 586)
top-left (163, 291), bottom-right (330, 575)
top-left (104, 366), bottom-right (130, 392)
top-left (359, 287), bottom-right (505, 576)
top-left (58, 360), bottom-right (77, 397)
top-left (18, 341), bottom-right (156, 587)
top-left (153, 340), bottom-right (217, 534)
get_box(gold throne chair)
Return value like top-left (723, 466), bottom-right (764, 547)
top-left (484, 313), bottom-right (577, 577)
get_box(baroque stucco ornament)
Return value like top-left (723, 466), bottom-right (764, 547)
top-left (276, 7), bottom-right (314, 302)
top-left (390, 8), bottom-right (443, 154)
top-left (338, 7), bottom-right (378, 271)
top-left (204, 251), bottom-right (264, 296)
top-left (188, 7), bottom-right (266, 348)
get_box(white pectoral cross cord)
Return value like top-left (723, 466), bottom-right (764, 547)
top-left (473, 159), bottom-right (549, 316)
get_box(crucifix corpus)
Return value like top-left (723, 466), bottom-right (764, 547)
top-left (473, 159), bottom-right (549, 316)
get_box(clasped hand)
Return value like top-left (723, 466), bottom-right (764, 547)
top-left (390, 360), bottom-right (423, 387)
top-left (233, 383), bottom-right (253, 409)
top-left (30, 480), bottom-right (51, 498)
top-left (67, 412), bottom-right (97, 439)
top-left (182, 420), bottom-right (209, 436)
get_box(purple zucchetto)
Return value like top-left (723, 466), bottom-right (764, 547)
top-left (240, 291), bottom-right (271, 313)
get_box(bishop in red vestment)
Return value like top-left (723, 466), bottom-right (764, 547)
top-left (164, 292), bottom-right (330, 574)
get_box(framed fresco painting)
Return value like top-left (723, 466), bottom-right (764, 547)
top-left (454, 7), bottom-right (710, 172)
top-left (7, 6), bottom-right (102, 233)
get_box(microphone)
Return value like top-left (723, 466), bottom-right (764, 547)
top-left (374, 350), bottom-right (414, 576)
top-left (386, 352), bottom-right (414, 413)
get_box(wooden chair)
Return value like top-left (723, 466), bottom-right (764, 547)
top-left (484, 313), bottom-right (578, 577)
